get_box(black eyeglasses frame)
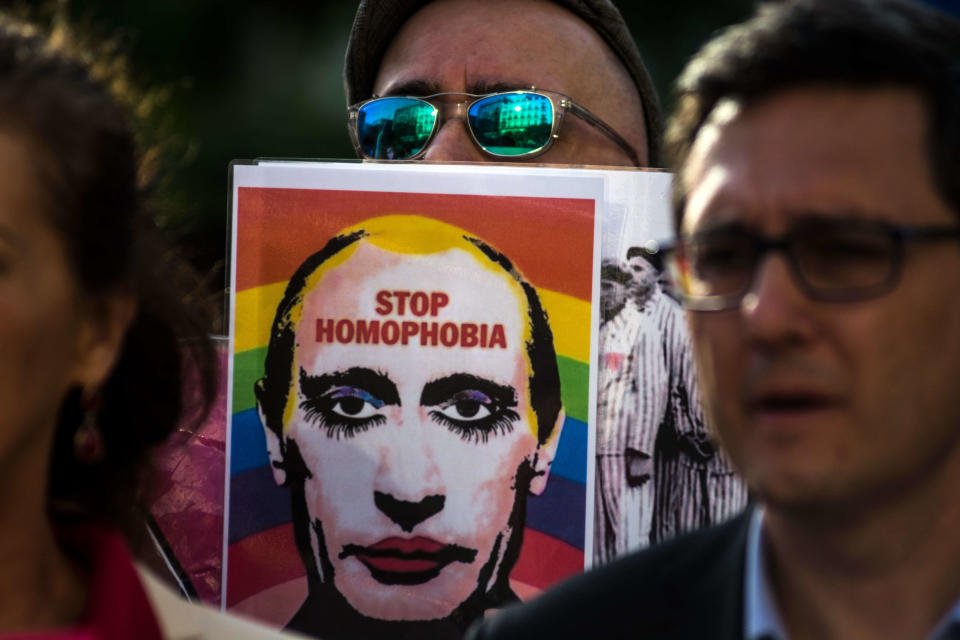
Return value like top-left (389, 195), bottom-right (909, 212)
top-left (644, 219), bottom-right (960, 311)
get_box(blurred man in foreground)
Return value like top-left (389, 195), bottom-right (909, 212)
top-left (465, 0), bottom-right (960, 638)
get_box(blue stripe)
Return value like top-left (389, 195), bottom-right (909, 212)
top-left (229, 462), bottom-right (585, 549)
top-left (525, 474), bottom-right (585, 549)
top-left (231, 409), bottom-right (269, 474)
top-left (228, 465), bottom-right (292, 543)
top-left (551, 416), bottom-right (586, 484)
top-left (230, 410), bottom-right (587, 485)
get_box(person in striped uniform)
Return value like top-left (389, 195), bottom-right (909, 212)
top-left (595, 257), bottom-right (747, 563)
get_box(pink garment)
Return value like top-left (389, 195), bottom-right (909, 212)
top-left (1, 528), bottom-right (162, 640)
top-left (145, 340), bottom-right (228, 605)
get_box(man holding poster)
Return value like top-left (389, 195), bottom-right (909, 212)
top-left (343, 0), bottom-right (747, 563)
top-left (253, 215), bottom-right (564, 639)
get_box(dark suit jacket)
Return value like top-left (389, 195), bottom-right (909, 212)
top-left (464, 509), bottom-right (752, 640)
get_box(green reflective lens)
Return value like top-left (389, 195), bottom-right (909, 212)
top-left (468, 92), bottom-right (553, 156)
top-left (356, 97), bottom-right (437, 159)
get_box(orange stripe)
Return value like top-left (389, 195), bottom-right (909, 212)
top-left (235, 188), bottom-right (594, 300)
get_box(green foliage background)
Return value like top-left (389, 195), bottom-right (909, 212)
top-left (0, 1), bottom-right (754, 285)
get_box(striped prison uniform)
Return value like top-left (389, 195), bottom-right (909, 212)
top-left (594, 276), bottom-right (748, 565)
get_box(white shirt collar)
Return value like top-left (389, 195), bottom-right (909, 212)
top-left (743, 507), bottom-right (960, 640)
top-left (744, 507), bottom-right (789, 640)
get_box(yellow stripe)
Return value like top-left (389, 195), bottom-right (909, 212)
top-left (539, 289), bottom-right (590, 362)
top-left (235, 282), bottom-right (287, 353)
top-left (234, 282), bottom-right (590, 362)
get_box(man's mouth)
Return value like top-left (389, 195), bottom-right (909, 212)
top-left (340, 537), bottom-right (478, 586)
top-left (753, 393), bottom-right (833, 411)
top-left (747, 386), bottom-right (841, 430)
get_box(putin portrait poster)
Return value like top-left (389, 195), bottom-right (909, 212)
top-left (223, 162), bottom-right (603, 638)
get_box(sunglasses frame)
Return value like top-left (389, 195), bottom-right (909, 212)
top-left (347, 88), bottom-right (640, 164)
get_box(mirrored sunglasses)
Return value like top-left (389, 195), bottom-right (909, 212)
top-left (348, 89), bottom-right (638, 163)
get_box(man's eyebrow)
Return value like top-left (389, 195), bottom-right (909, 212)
top-left (377, 80), bottom-right (536, 98)
top-left (689, 218), bottom-right (753, 236)
top-left (378, 79), bottom-right (441, 97)
top-left (420, 373), bottom-right (518, 407)
top-left (299, 367), bottom-right (401, 406)
top-left (468, 81), bottom-right (534, 95)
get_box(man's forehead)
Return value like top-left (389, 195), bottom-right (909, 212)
top-left (373, 0), bottom-right (619, 99)
top-left (681, 87), bottom-right (940, 233)
top-left (290, 242), bottom-right (535, 396)
top-left (297, 241), bottom-right (528, 317)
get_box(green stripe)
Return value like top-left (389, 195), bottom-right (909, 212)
top-left (557, 355), bottom-right (588, 423)
top-left (233, 347), bottom-right (589, 423)
top-left (233, 347), bottom-right (267, 414)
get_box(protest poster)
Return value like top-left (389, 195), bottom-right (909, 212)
top-left (223, 162), bottom-right (603, 638)
top-left (143, 163), bottom-right (746, 621)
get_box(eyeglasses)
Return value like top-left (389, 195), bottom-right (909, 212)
top-left (347, 88), bottom-right (639, 164)
top-left (649, 218), bottom-right (960, 311)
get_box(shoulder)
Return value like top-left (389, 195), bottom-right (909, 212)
top-left (137, 566), bottom-right (310, 640)
top-left (466, 509), bottom-right (752, 640)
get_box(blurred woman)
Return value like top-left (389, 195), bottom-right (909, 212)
top-left (0, 15), bottom-right (299, 639)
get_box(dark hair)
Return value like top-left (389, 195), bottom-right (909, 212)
top-left (601, 261), bottom-right (633, 285)
top-left (0, 18), bottom-right (217, 530)
top-left (256, 229), bottom-right (563, 448)
top-left (665, 0), bottom-right (960, 227)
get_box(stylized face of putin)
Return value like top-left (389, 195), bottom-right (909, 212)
top-left (255, 216), bottom-right (564, 624)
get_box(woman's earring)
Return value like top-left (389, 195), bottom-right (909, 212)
top-left (74, 390), bottom-right (105, 463)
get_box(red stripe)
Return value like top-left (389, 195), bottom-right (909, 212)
top-left (227, 524), bottom-right (583, 605)
top-left (235, 188), bottom-right (594, 300)
top-left (227, 524), bottom-right (304, 606)
top-left (511, 529), bottom-right (584, 589)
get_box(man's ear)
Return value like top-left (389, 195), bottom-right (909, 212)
top-left (255, 379), bottom-right (287, 486)
top-left (70, 292), bottom-right (137, 391)
top-left (529, 408), bottom-right (565, 496)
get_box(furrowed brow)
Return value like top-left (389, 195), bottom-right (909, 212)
top-left (690, 219), bottom-right (754, 236)
top-left (468, 81), bottom-right (535, 95)
top-left (420, 373), bottom-right (517, 407)
top-left (299, 367), bottom-right (401, 406)
top-left (377, 80), bottom-right (536, 98)
top-left (378, 79), bottom-right (441, 97)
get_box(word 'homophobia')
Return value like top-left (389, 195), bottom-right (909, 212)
top-left (315, 290), bottom-right (507, 348)
top-left (315, 318), bottom-right (507, 348)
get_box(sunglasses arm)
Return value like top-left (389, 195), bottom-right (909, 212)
top-left (564, 100), bottom-right (641, 166)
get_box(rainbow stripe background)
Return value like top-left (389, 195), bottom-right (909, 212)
top-left (227, 187), bottom-right (595, 609)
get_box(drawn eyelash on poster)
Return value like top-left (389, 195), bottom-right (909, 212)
top-left (422, 375), bottom-right (520, 443)
top-left (430, 409), bottom-right (520, 444)
top-left (300, 387), bottom-right (388, 439)
top-left (299, 368), bottom-right (398, 439)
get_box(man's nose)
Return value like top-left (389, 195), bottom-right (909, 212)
top-left (741, 253), bottom-right (815, 346)
top-left (374, 491), bottom-right (445, 533)
top-left (422, 118), bottom-right (487, 162)
top-left (373, 416), bottom-right (445, 530)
